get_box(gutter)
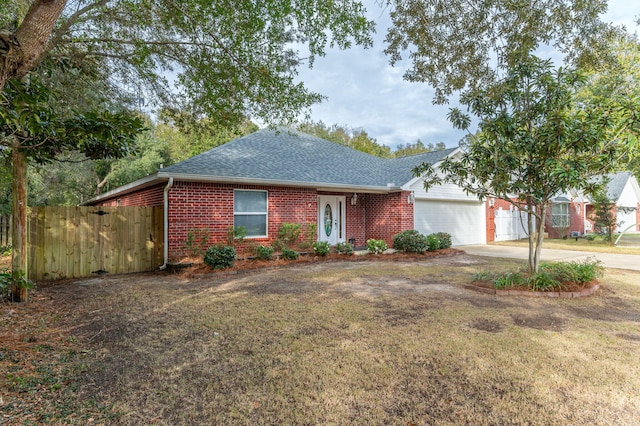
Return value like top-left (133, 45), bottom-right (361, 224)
top-left (156, 171), bottom-right (400, 193)
top-left (159, 177), bottom-right (174, 270)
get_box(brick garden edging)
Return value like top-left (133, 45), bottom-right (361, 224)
top-left (463, 283), bottom-right (600, 298)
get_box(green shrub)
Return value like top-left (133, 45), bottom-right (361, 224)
top-left (472, 271), bottom-right (494, 282)
top-left (313, 241), bottom-right (330, 256)
top-left (493, 271), bottom-right (524, 289)
top-left (480, 259), bottom-right (602, 292)
top-left (435, 232), bottom-right (452, 249)
top-left (0, 269), bottom-right (32, 301)
top-left (299, 223), bottom-right (317, 250)
top-left (281, 248), bottom-right (299, 260)
top-left (539, 262), bottom-right (576, 284)
top-left (539, 259), bottom-right (603, 285)
top-left (426, 234), bottom-right (440, 251)
top-left (183, 227), bottom-right (210, 256)
top-left (392, 230), bottom-right (428, 253)
top-left (0, 245), bottom-right (11, 256)
top-left (335, 242), bottom-right (354, 255)
top-left (366, 239), bottom-right (388, 255)
top-left (203, 245), bottom-right (236, 269)
top-left (571, 258), bottom-right (604, 284)
top-left (255, 245), bottom-right (275, 260)
top-left (279, 223), bottom-right (301, 246)
top-left (271, 239), bottom-right (286, 252)
top-left (527, 272), bottom-right (561, 291)
top-left (225, 226), bottom-right (246, 246)
top-left (585, 234), bottom-right (596, 241)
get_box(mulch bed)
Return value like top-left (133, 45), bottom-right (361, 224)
top-left (465, 279), bottom-right (600, 298)
top-left (169, 248), bottom-right (465, 277)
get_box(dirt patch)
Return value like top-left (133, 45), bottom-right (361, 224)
top-left (470, 318), bottom-right (504, 333)
top-left (568, 295), bottom-right (640, 322)
top-left (511, 313), bottom-right (567, 331)
top-left (616, 333), bottom-right (640, 342)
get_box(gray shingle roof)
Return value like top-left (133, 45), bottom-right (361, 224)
top-left (160, 128), bottom-right (454, 188)
top-left (603, 172), bottom-right (632, 202)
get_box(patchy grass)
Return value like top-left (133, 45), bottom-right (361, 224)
top-left (2, 255), bottom-right (640, 424)
top-left (494, 236), bottom-right (640, 254)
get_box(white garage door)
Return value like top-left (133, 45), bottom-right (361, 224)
top-left (616, 207), bottom-right (637, 233)
top-left (414, 200), bottom-right (486, 246)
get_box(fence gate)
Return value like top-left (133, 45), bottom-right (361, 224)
top-left (28, 206), bottom-right (163, 281)
top-left (494, 207), bottom-right (530, 241)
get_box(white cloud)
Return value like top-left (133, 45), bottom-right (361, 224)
top-left (295, 0), bottom-right (639, 150)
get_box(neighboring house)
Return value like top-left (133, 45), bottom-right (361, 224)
top-left (84, 128), bottom-right (486, 262)
top-left (546, 172), bottom-right (640, 238)
top-left (586, 172), bottom-right (640, 234)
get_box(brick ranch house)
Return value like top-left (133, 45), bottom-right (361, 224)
top-left (85, 129), bottom-right (487, 264)
top-left (546, 171), bottom-right (640, 239)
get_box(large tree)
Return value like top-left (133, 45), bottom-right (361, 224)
top-left (415, 56), bottom-right (639, 273)
top-left (1, 0), bottom-right (374, 123)
top-left (385, 0), bottom-right (636, 273)
top-left (0, 78), bottom-right (143, 301)
top-left (384, 0), bottom-right (622, 104)
top-left (576, 35), bottom-right (640, 174)
top-left (1, 0), bottom-right (374, 301)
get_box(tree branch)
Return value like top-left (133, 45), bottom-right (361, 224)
top-left (49, 0), bottom-right (110, 49)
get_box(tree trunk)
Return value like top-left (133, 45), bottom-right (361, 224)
top-left (11, 146), bottom-right (28, 302)
top-left (532, 204), bottom-right (547, 274)
top-left (526, 199), bottom-right (536, 274)
top-left (0, 0), bottom-right (67, 91)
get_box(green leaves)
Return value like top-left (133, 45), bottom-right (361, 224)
top-left (413, 54), bottom-right (640, 272)
top-left (385, 0), bottom-right (621, 104)
top-left (0, 78), bottom-right (144, 164)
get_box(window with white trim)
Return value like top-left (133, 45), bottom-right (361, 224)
top-left (234, 190), bottom-right (267, 237)
top-left (551, 202), bottom-right (570, 228)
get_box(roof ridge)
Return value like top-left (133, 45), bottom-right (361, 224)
top-left (390, 146), bottom-right (457, 160)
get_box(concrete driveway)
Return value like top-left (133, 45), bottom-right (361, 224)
top-left (463, 244), bottom-right (640, 271)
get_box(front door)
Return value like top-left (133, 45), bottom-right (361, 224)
top-left (318, 195), bottom-right (345, 245)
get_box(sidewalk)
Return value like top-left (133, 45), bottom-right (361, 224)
top-left (462, 244), bottom-right (640, 271)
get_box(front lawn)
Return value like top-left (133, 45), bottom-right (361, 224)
top-left (2, 255), bottom-right (640, 424)
top-left (494, 235), bottom-right (640, 254)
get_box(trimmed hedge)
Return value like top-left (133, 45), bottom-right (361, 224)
top-left (204, 245), bottom-right (236, 269)
top-left (393, 230), bottom-right (428, 253)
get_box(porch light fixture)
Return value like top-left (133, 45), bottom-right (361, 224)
top-left (351, 193), bottom-right (358, 205)
top-left (489, 197), bottom-right (495, 207)
top-left (407, 192), bottom-right (415, 204)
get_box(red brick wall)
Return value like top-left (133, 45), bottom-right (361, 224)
top-left (95, 184), bottom-right (165, 207)
top-left (363, 191), bottom-right (414, 245)
top-left (92, 180), bottom-right (419, 258)
top-left (346, 198), bottom-right (366, 247)
top-left (168, 182), bottom-right (317, 259)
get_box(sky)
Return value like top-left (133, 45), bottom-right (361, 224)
top-left (295, 0), bottom-right (640, 150)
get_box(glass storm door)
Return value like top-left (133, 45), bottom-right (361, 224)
top-left (318, 195), bottom-right (345, 245)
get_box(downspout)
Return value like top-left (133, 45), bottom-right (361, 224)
top-left (159, 177), bottom-right (174, 270)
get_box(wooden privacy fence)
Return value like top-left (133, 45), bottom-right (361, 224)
top-left (0, 215), bottom-right (10, 247)
top-left (28, 206), bottom-right (163, 281)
